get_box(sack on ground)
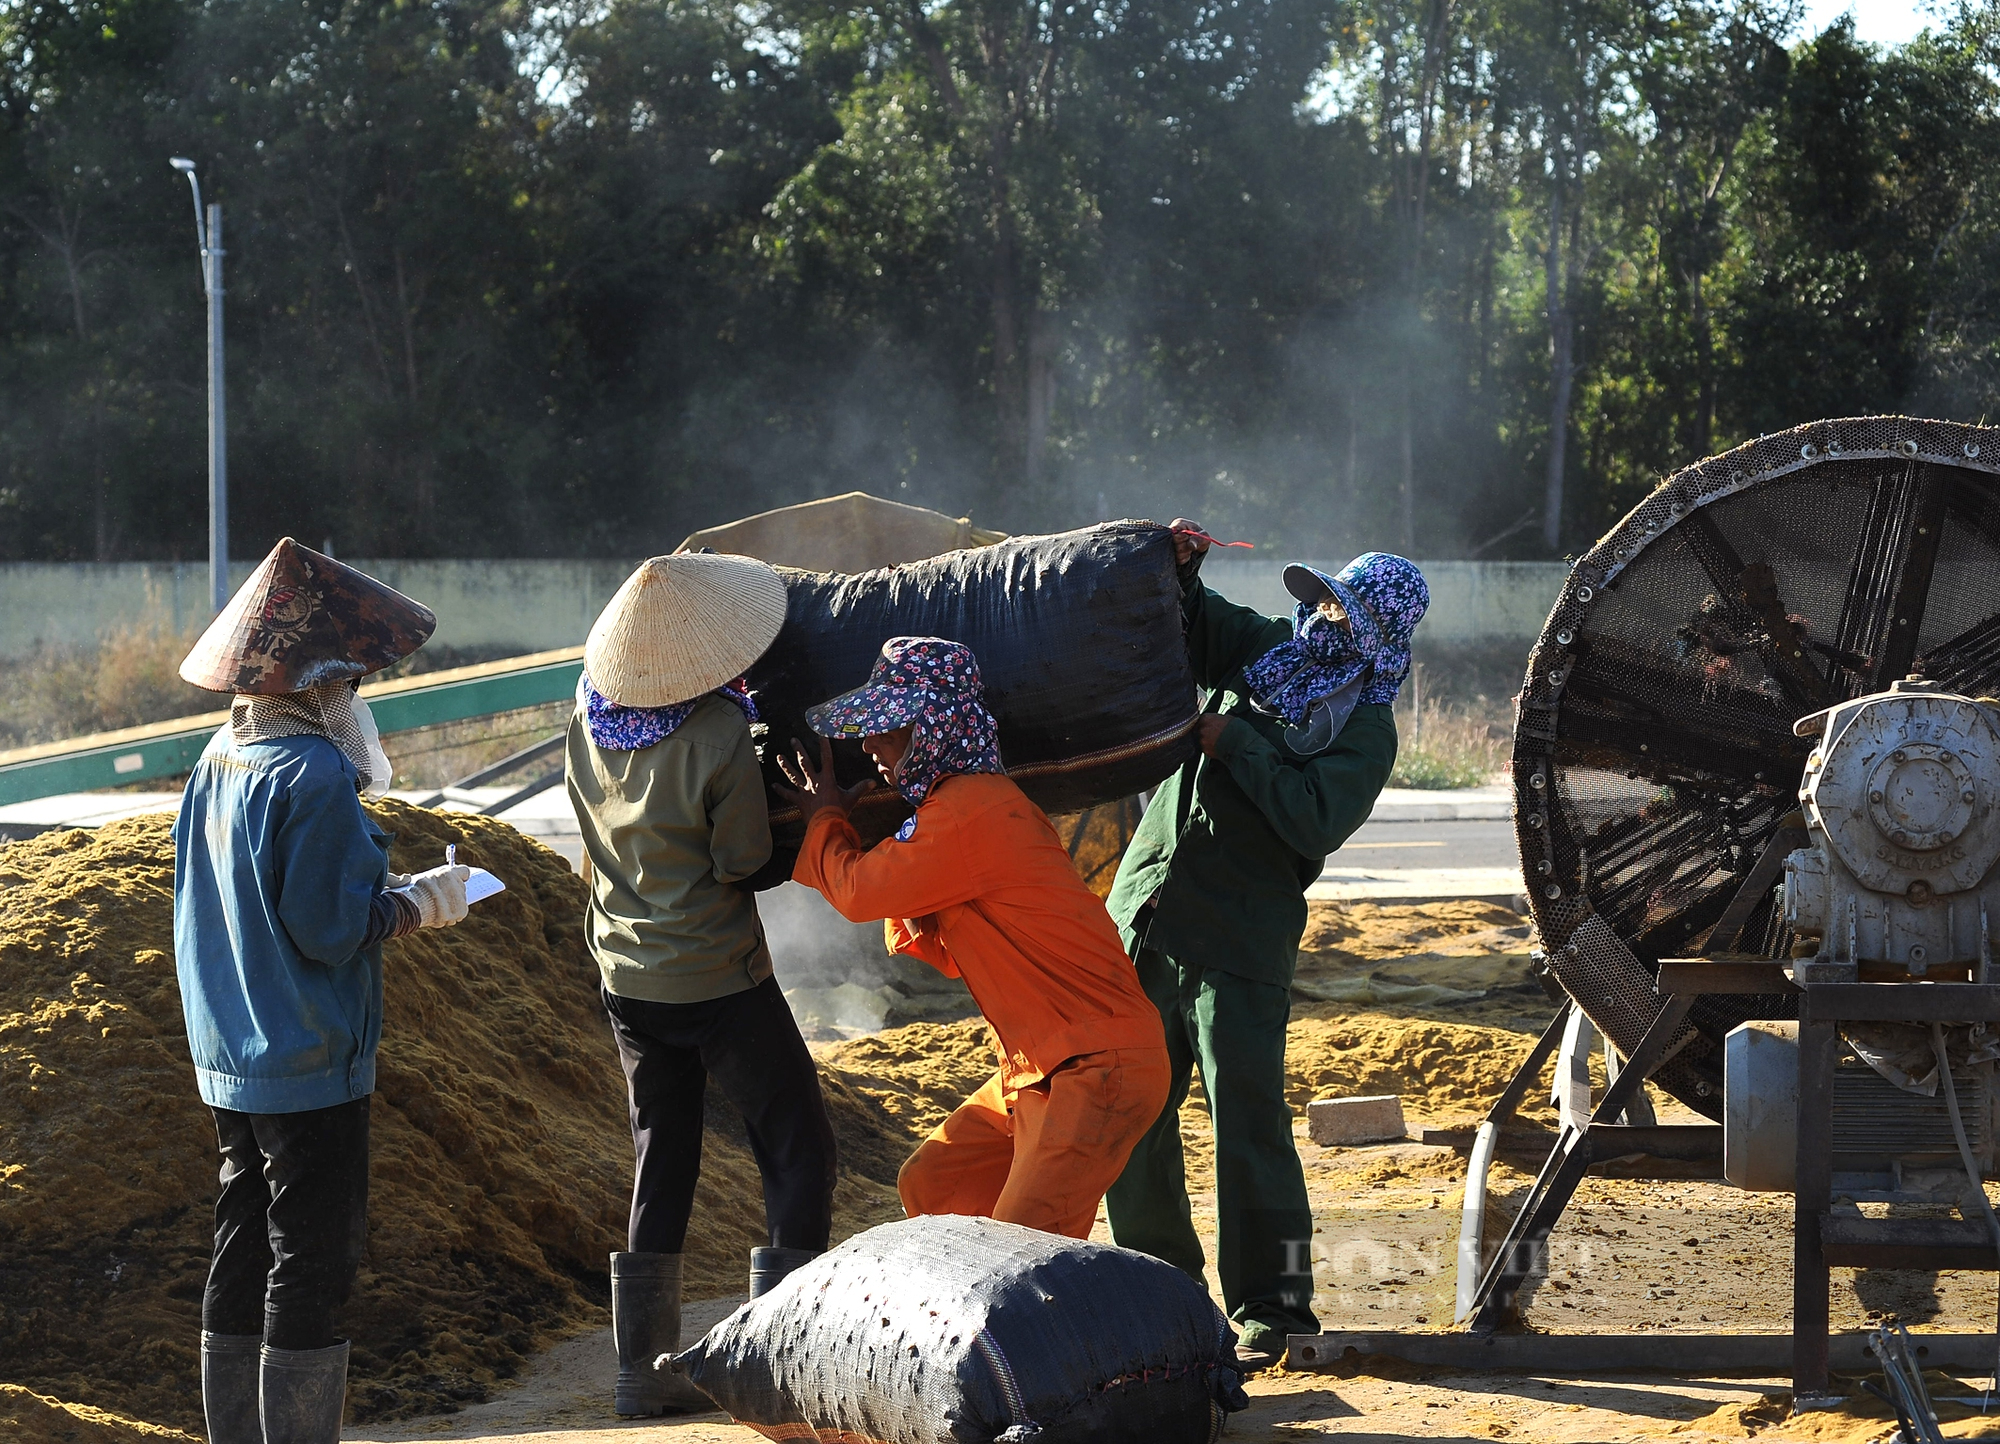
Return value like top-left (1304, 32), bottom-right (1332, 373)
top-left (744, 520), bottom-right (1198, 878)
top-left (672, 1215), bottom-right (1248, 1444)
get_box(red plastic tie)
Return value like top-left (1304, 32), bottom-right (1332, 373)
top-left (1171, 527), bottom-right (1254, 549)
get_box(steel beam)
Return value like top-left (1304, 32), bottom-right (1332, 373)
top-left (1467, 992), bottom-right (1696, 1330)
top-left (1794, 1016), bottom-right (1838, 1397)
top-left (1657, 958), bottom-right (1797, 995)
top-left (1871, 462), bottom-right (1951, 688)
top-left (1820, 1216), bottom-right (2000, 1271)
top-left (1679, 509), bottom-right (1835, 709)
top-left (1288, 1331), bottom-right (2000, 1375)
top-left (1705, 819), bottom-right (1808, 953)
top-left (1803, 982), bottom-right (2000, 1024)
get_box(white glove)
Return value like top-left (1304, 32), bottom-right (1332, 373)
top-left (385, 872), bottom-right (412, 890)
top-left (405, 864), bottom-right (472, 929)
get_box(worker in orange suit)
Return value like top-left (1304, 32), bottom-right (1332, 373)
top-left (778, 635), bottom-right (1170, 1239)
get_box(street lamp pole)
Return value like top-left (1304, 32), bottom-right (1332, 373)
top-left (170, 158), bottom-right (228, 615)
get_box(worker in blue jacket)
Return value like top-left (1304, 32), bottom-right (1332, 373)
top-left (173, 538), bottom-right (472, 1444)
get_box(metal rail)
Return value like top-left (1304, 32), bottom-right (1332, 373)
top-left (1288, 1330), bottom-right (1999, 1376)
top-left (408, 732), bottom-right (567, 809)
top-left (0, 647), bottom-right (583, 805)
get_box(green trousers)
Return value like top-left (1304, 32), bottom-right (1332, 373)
top-left (1104, 947), bottom-right (1318, 1351)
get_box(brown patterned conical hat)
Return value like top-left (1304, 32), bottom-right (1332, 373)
top-left (179, 538), bottom-right (437, 695)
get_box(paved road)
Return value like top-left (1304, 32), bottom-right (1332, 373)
top-left (1332, 818), bottom-right (1517, 871)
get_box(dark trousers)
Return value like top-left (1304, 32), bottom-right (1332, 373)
top-left (1104, 948), bottom-right (1319, 1349)
top-left (203, 1097), bottom-right (370, 1351)
top-left (603, 976), bottom-right (837, 1255)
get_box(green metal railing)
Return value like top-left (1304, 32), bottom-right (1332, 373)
top-left (0, 647), bottom-right (583, 807)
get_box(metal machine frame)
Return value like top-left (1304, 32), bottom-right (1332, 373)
top-left (1297, 960), bottom-right (2000, 1397)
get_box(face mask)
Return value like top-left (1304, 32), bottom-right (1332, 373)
top-left (352, 693), bottom-right (394, 798)
top-left (1296, 605), bottom-right (1361, 657)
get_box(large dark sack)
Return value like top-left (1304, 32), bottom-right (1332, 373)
top-left (673, 1215), bottom-right (1248, 1444)
top-left (745, 521), bottom-right (1199, 873)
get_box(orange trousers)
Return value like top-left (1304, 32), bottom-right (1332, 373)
top-left (897, 1047), bottom-right (1172, 1239)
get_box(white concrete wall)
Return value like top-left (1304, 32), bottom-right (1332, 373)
top-left (0, 556), bottom-right (1571, 659)
top-left (0, 559), bottom-right (642, 658)
top-left (1199, 557), bottom-right (1570, 648)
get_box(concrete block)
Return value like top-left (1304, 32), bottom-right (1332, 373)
top-left (1306, 1094), bottom-right (1407, 1146)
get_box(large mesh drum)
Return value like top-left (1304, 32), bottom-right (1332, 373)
top-left (1516, 417), bottom-right (2000, 1118)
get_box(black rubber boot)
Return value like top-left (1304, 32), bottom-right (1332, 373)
top-left (258, 1341), bottom-right (348, 1444)
top-left (748, 1246), bottom-right (820, 1299)
top-left (611, 1251), bottom-right (710, 1415)
top-left (201, 1332), bottom-right (263, 1444)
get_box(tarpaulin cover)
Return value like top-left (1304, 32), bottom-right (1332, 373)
top-left (746, 521), bottom-right (1200, 876)
top-left (673, 1215), bottom-right (1247, 1444)
top-left (681, 491), bottom-right (1009, 574)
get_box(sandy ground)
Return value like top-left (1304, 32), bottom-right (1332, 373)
top-left (20, 869), bottom-right (1996, 1444)
top-left (344, 1116), bottom-right (2000, 1443)
top-left (346, 1345), bottom-right (1808, 1443)
top-left (334, 906), bottom-right (2000, 1443)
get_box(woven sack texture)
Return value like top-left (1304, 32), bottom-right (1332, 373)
top-left (747, 520), bottom-right (1199, 874)
top-left (674, 1215), bottom-right (1247, 1444)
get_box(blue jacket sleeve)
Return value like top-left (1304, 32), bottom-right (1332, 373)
top-left (275, 770), bottom-right (390, 966)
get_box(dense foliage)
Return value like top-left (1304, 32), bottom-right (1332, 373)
top-left (0, 0), bottom-right (1994, 561)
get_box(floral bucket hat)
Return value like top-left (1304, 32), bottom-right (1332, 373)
top-left (805, 636), bottom-right (1003, 804)
top-left (1279, 552), bottom-right (1430, 705)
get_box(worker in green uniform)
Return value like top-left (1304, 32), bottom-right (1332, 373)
top-left (1104, 521), bottom-right (1428, 1368)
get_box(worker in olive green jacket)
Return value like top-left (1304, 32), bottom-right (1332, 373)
top-left (1104, 522), bottom-right (1428, 1367)
top-left (566, 552), bottom-right (836, 1417)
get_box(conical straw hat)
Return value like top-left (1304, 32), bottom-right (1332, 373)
top-left (180, 537), bottom-right (436, 695)
top-left (585, 553), bottom-right (789, 707)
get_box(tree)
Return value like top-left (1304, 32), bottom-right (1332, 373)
top-left (1635, 0), bottom-right (1791, 458)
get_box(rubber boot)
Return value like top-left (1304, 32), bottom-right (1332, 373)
top-left (748, 1246), bottom-right (820, 1299)
top-left (201, 1332), bottom-right (263, 1444)
top-left (611, 1251), bottom-right (710, 1416)
top-left (258, 1341), bottom-right (348, 1444)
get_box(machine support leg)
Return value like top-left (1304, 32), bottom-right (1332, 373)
top-left (1794, 1016), bottom-right (1837, 1398)
top-left (1455, 1001), bottom-right (1574, 1323)
top-left (1491, 1001), bottom-right (1574, 1129)
top-left (1469, 994), bottom-right (1695, 1330)
top-left (1556, 1009), bottom-right (1596, 1133)
top-left (1603, 1043), bottom-right (1658, 1127)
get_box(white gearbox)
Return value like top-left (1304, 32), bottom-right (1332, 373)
top-left (1785, 678), bottom-right (2000, 977)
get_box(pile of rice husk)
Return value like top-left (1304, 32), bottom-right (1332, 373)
top-left (0, 801), bottom-right (913, 1432)
top-left (0, 1386), bottom-right (200, 1444)
top-left (1291, 899), bottom-right (1549, 1026)
top-left (1285, 1013), bottom-right (1544, 1118)
top-left (1289, 899), bottom-right (1562, 1127)
top-left (819, 1017), bottom-right (1001, 1138)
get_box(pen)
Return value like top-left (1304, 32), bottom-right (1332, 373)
top-left (447, 844), bottom-right (457, 867)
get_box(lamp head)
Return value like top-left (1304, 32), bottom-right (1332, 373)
top-left (169, 157), bottom-right (196, 173)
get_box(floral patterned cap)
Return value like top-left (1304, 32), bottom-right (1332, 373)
top-left (1250, 553), bottom-right (1430, 723)
top-left (806, 636), bottom-right (986, 737)
top-left (1283, 553), bottom-right (1429, 650)
top-left (805, 636), bottom-right (1004, 804)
